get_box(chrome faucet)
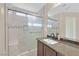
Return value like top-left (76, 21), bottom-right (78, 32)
top-left (47, 33), bottom-right (59, 39)
top-left (51, 33), bottom-right (55, 38)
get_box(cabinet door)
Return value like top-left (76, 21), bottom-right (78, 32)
top-left (44, 45), bottom-right (56, 56)
top-left (37, 40), bottom-right (44, 56)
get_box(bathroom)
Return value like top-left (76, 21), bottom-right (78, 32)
top-left (0, 3), bottom-right (79, 56)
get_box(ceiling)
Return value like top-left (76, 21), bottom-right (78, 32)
top-left (8, 3), bottom-right (46, 13)
top-left (7, 3), bottom-right (60, 18)
top-left (7, 3), bottom-right (79, 19)
top-left (48, 3), bottom-right (79, 19)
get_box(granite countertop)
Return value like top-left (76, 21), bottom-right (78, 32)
top-left (37, 37), bottom-right (79, 56)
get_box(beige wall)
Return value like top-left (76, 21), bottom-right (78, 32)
top-left (0, 4), bottom-right (6, 55)
top-left (57, 12), bottom-right (79, 42)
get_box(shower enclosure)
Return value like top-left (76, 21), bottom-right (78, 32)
top-left (7, 10), bottom-right (43, 56)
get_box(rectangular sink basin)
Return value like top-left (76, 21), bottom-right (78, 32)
top-left (43, 39), bottom-right (58, 45)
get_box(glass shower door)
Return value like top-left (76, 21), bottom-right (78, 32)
top-left (7, 10), bottom-right (42, 56)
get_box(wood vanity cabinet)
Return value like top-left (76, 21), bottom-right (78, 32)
top-left (37, 40), bottom-right (44, 56)
top-left (37, 40), bottom-right (63, 56)
top-left (44, 45), bottom-right (56, 56)
top-left (57, 53), bottom-right (63, 56)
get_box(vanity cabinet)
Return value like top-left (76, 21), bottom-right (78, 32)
top-left (44, 45), bottom-right (56, 56)
top-left (37, 40), bottom-right (63, 56)
top-left (57, 53), bottom-right (63, 56)
top-left (37, 40), bottom-right (44, 56)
